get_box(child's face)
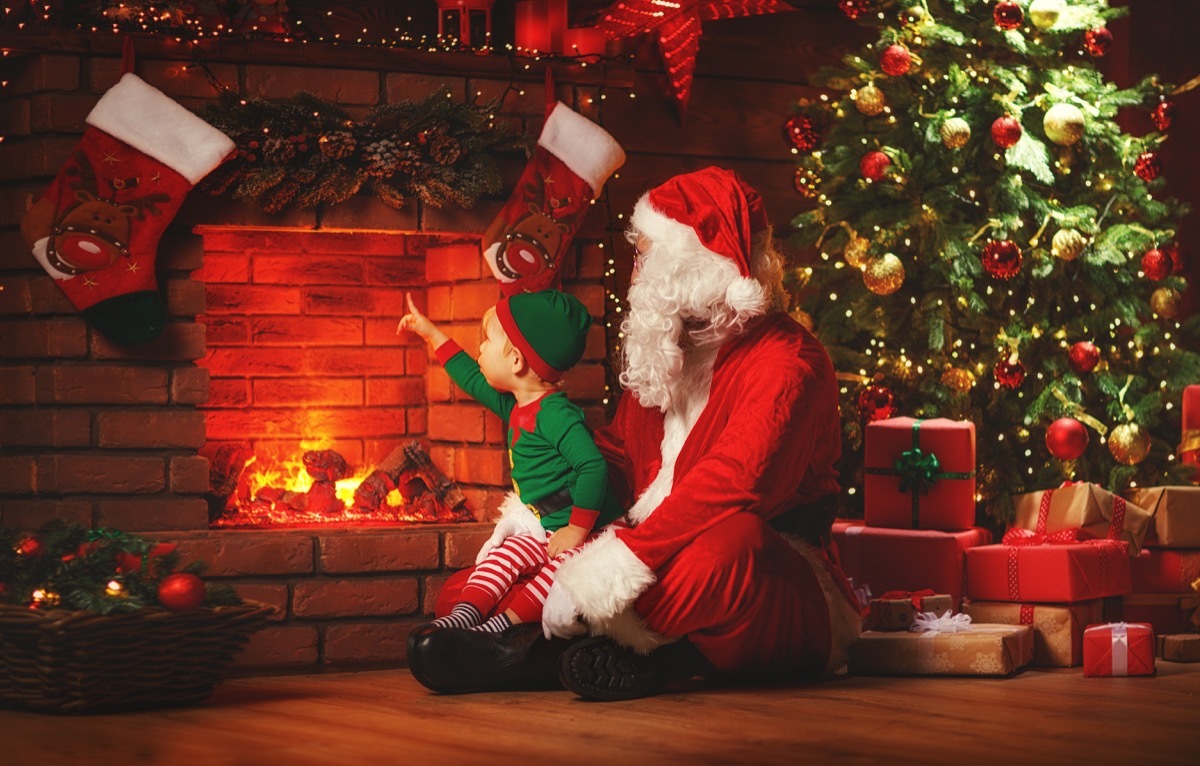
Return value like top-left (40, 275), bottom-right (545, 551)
top-left (478, 314), bottom-right (514, 389)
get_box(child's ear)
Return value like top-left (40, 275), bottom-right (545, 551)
top-left (509, 347), bottom-right (527, 375)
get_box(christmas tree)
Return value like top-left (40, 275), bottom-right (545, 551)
top-left (788, 0), bottom-right (1200, 524)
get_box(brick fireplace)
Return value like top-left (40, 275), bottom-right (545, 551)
top-left (0, 31), bottom-right (620, 670)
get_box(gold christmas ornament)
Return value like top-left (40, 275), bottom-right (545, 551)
top-left (844, 236), bottom-right (872, 268)
top-left (939, 117), bottom-right (971, 149)
top-left (940, 366), bottom-right (976, 393)
top-left (1150, 286), bottom-right (1183, 318)
top-left (1028, 0), bottom-right (1067, 30)
top-left (1108, 422), bottom-right (1151, 465)
top-left (902, 4), bottom-right (927, 25)
top-left (863, 253), bottom-right (905, 295)
top-left (1051, 228), bottom-right (1086, 261)
top-left (854, 84), bottom-right (886, 117)
top-left (789, 306), bottom-right (814, 331)
top-left (1043, 103), bottom-right (1086, 146)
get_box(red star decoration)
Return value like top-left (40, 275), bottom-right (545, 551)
top-left (596, 1), bottom-right (790, 117)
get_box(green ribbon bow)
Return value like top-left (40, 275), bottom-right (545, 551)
top-left (865, 420), bottom-right (975, 527)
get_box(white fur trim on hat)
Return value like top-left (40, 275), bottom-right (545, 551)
top-left (87, 73), bottom-right (235, 185)
top-left (537, 102), bottom-right (626, 196)
top-left (630, 194), bottom-right (768, 319)
top-left (554, 526), bottom-right (655, 626)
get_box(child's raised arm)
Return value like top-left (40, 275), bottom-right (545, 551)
top-left (396, 292), bottom-right (450, 348)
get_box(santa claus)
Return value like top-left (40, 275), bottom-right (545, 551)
top-left (408, 167), bottom-right (860, 699)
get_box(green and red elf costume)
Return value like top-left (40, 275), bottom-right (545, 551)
top-left (433, 290), bottom-right (623, 625)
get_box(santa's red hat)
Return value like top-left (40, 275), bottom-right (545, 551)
top-left (629, 166), bottom-right (769, 317)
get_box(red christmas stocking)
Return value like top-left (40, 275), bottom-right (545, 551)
top-left (20, 73), bottom-right (234, 344)
top-left (482, 87), bottom-right (625, 296)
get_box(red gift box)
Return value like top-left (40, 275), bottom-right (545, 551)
top-left (1130, 548), bottom-right (1200, 593)
top-left (966, 542), bottom-right (1132, 603)
top-left (1120, 594), bottom-right (1200, 636)
top-left (832, 521), bottom-right (990, 607)
top-left (864, 417), bottom-right (976, 531)
top-left (1182, 385), bottom-right (1199, 479)
top-left (1083, 622), bottom-right (1155, 677)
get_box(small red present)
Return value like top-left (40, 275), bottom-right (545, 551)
top-left (864, 417), bottom-right (976, 531)
top-left (1120, 593), bottom-right (1200, 636)
top-left (1130, 548), bottom-right (1200, 594)
top-left (833, 521), bottom-right (990, 607)
top-left (1083, 622), bottom-right (1155, 677)
top-left (966, 541), bottom-right (1132, 603)
top-left (1181, 385), bottom-right (1200, 479)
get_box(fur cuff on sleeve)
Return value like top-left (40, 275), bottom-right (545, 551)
top-left (554, 527), bottom-right (656, 624)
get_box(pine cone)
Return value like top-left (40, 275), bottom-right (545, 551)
top-left (319, 130), bottom-right (357, 160)
top-left (263, 136), bottom-right (297, 165)
top-left (363, 139), bottom-right (402, 178)
top-left (431, 135), bottom-right (462, 165)
top-left (396, 144), bottom-right (424, 176)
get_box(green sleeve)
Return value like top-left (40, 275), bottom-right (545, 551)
top-left (443, 350), bottom-right (515, 421)
top-left (542, 400), bottom-right (609, 517)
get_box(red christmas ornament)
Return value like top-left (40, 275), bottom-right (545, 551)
top-left (1151, 100), bottom-right (1176, 132)
top-left (879, 44), bottom-right (912, 76)
top-left (838, 0), bottom-right (872, 20)
top-left (994, 357), bottom-right (1026, 389)
top-left (857, 382), bottom-right (896, 422)
top-left (991, 115), bottom-right (1023, 148)
top-left (1068, 341), bottom-right (1100, 374)
top-left (1141, 248), bottom-right (1172, 281)
top-left (784, 115), bottom-right (820, 152)
top-left (993, 1), bottom-right (1024, 30)
top-left (1083, 26), bottom-right (1113, 57)
top-left (860, 150), bottom-right (892, 181)
top-left (14, 536), bottom-right (45, 558)
top-left (981, 239), bottom-right (1023, 279)
top-left (793, 168), bottom-right (819, 198)
top-left (157, 572), bottom-right (206, 612)
top-left (1133, 151), bottom-right (1161, 182)
top-left (1161, 241), bottom-right (1186, 275)
top-left (1046, 417), bottom-right (1090, 461)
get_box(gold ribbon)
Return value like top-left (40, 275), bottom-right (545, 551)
top-left (1051, 388), bottom-right (1109, 436)
top-left (1180, 428), bottom-right (1200, 455)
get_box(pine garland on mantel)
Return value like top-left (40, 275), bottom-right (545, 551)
top-left (197, 88), bottom-right (530, 214)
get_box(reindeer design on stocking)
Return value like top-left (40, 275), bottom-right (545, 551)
top-left (22, 149), bottom-right (170, 279)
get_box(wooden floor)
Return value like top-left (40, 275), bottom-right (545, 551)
top-left (2, 661), bottom-right (1197, 765)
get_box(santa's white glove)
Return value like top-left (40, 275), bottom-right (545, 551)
top-left (475, 507), bottom-right (544, 565)
top-left (542, 582), bottom-right (587, 640)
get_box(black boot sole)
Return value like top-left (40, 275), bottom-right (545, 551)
top-left (559, 637), bottom-right (666, 702)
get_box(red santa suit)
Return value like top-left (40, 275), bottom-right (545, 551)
top-left (548, 167), bottom-right (861, 676)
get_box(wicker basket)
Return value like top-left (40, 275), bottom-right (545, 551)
top-left (0, 601), bottom-right (274, 714)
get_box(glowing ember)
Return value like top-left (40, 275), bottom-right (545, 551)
top-left (211, 441), bottom-right (470, 528)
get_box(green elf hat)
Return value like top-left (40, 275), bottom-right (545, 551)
top-left (496, 289), bottom-right (592, 382)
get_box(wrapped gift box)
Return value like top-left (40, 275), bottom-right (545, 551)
top-left (1120, 593), bottom-right (1200, 635)
top-left (1013, 482), bottom-right (1152, 555)
top-left (962, 600), bottom-right (1102, 667)
top-left (867, 591), bottom-right (953, 631)
top-left (833, 521), bottom-right (991, 607)
top-left (1130, 487), bottom-right (1200, 548)
top-left (1182, 384), bottom-right (1199, 478)
top-left (849, 623), bottom-right (1033, 676)
top-left (1083, 622), bottom-right (1155, 677)
top-left (1130, 548), bottom-right (1200, 594)
top-left (966, 542), bottom-right (1132, 603)
top-left (864, 417), bottom-right (976, 531)
top-left (1158, 634), bottom-right (1200, 663)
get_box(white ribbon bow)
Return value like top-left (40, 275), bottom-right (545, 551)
top-left (910, 611), bottom-right (973, 633)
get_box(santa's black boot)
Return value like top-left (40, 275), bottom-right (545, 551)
top-left (558, 636), bottom-right (710, 701)
top-left (406, 622), bottom-right (575, 694)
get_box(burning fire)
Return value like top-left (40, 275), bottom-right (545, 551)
top-left (211, 440), bottom-right (471, 528)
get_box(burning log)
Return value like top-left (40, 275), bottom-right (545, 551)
top-left (354, 440), bottom-right (467, 517)
top-left (303, 450), bottom-right (348, 482)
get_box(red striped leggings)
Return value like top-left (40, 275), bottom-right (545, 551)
top-left (457, 533), bottom-right (568, 624)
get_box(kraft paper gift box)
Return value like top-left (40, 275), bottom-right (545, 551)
top-left (1083, 622), bottom-right (1155, 677)
top-left (962, 600), bottom-right (1102, 667)
top-left (832, 521), bottom-right (991, 607)
top-left (1013, 482), bottom-right (1152, 555)
top-left (1129, 548), bottom-right (1200, 593)
top-left (849, 622), bottom-right (1033, 676)
top-left (864, 417), bottom-right (976, 531)
top-left (867, 591), bottom-right (953, 631)
top-left (1158, 634), bottom-right (1200, 663)
top-left (965, 541), bottom-right (1132, 603)
top-left (1120, 593), bottom-right (1200, 636)
top-left (1129, 487), bottom-right (1200, 548)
